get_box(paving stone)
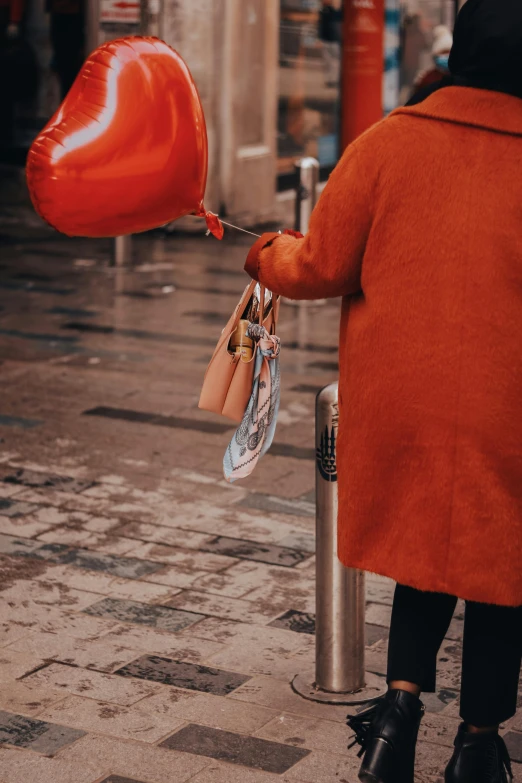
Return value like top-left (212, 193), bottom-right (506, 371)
top-left (137, 687), bottom-right (277, 734)
top-left (238, 493), bottom-right (315, 518)
top-left (107, 577), bottom-right (176, 603)
top-left (35, 565), bottom-right (175, 603)
top-left (109, 521), bottom-right (210, 550)
top-left (277, 533), bottom-right (315, 553)
top-left (29, 507), bottom-right (100, 529)
top-left (40, 695), bottom-right (185, 743)
top-left (418, 712), bottom-right (461, 749)
top-left (0, 415), bottom-right (42, 429)
top-left (140, 565), bottom-right (207, 589)
top-left (270, 610), bottom-right (316, 635)
top-left (269, 444), bottom-right (315, 461)
top-left (415, 740), bottom-right (449, 779)
top-left (0, 581), bottom-right (101, 611)
top-left (160, 724), bottom-right (310, 773)
top-left (24, 662), bottom-right (162, 706)
top-left (244, 577), bottom-right (315, 614)
top-left (366, 623), bottom-right (390, 646)
top-left (191, 561), bottom-right (311, 601)
top-left (505, 731), bottom-right (522, 762)
top-left (365, 602), bottom-right (393, 628)
top-left (366, 576), bottom-right (395, 606)
top-left (3, 469), bottom-right (95, 494)
top-left (33, 564), bottom-right (119, 596)
top-left (0, 514), bottom-right (54, 538)
top-left (100, 625), bottom-right (226, 662)
top-left (198, 535), bottom-right (310, 568)
top-left (282, 748), bottom-right (361, 782)
top-left (36, 527), bottom-right (95, 546)
top-left (75, 535), bottom-right (144, 558)
top-left (0, 709), bottom-right (85, 754)
top-left (186, 616), bottom-right (312, 650)
top-left (124, 542), bottom-right (238, 572)
top-left (0, 621), bottom-right (34, 648)
top-left (0, 485), bottom-right (24, 499)
top-left (0, 533), bottom-right (49, 558)
top-left (423, 690), bottom-right (460, 715)
top-left (115, 654), bottom-right (250, 695)
top-left (0, 745), bottom-right (104, 783)
top-left (56, 733), bottom-right (209, 783)
top-left (165, 591), bottom-right (279, 624)
top-left (0, 681), bottom-right (64, 716)
top-left (7, 632), bottom-right (140, 673)
top-left (208, 636), bottom-right (313, 682)
top-left (84, 407), bottom-right (233, 435)
top-left (0, 500), bottom-right (39, 518)
top-left (37, 611), bottom-right (121, 641)
top-left (52, 548), bottom-right (164, 580)
top-left (257, 713), bottom-right (351, 755)
top-left (187, 765), bottom-right (311, 783)
top-left (229, 676), bottom-right (348, 724)
top-left (84, 598), bottom-right (204, 633)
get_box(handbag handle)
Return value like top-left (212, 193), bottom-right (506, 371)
top-left (258, 286), bottom-right (266, 326)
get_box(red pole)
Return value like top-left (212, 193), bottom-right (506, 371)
top-left (341, 0), bottom-right (385, 151)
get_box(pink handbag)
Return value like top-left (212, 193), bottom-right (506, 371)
top-left (199, 281), bottom-right (280, 423)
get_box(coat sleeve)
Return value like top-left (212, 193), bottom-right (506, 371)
top-left (244, 142), bottom-right (373, 300)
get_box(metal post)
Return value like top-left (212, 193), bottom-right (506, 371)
top-left (286, 157), bottom-right (324, 320)
top-left (295, 157), bottom-right (319, 235)
top-left (292, 383), bottom-right (386, 705)
top-left (113, 235), bottom-right (132, 266)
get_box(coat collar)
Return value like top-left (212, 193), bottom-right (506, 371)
top-left (392, 86), bottom-right (522, 137)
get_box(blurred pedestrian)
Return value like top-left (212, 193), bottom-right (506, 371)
top-left (412, 24), bottom-right (453, 94)
top-left (244, 0), bottom-right (522, 780)
top-left (318, 0), bottom-right (342, 87)
top-left (0, 0), bottom-right (25, 146)
top-left (47, 0), bottom-right (85, 99)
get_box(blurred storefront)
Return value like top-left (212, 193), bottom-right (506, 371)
top-left (1, 0), bottom-right (465, 221)
top-left (277, 0), bottom-right (342, 191)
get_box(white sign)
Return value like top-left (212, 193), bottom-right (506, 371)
top-left (101, 0), bottom-right (140, 24)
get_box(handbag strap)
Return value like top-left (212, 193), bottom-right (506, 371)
top-left (259, 286), bottom-right (266, 326)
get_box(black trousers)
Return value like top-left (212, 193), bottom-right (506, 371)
top-left (387, 584), bottom-right (522, 727)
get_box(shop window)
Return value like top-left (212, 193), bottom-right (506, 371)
top-left (277, 0), bottom-right (342, 191)
top-left (277, 0), bottom-right (457, 190)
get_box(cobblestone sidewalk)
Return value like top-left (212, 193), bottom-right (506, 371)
top-left (0, 166), bottom-right (520, 782)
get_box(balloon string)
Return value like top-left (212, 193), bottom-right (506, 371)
top-left (187, 213), bottom-right (261, 239)
top-left (219, 220), bottom-right (261, 239)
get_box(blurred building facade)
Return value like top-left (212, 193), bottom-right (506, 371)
top-left (3, 0), bottom-right (465, 223)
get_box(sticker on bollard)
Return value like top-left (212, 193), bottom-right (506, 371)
top-left (317, 425), bottom-right (337, 482)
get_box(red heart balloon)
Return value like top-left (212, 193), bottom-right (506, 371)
top-left (26, 37), bottom-right (223, 238)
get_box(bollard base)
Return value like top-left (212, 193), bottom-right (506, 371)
top-left (292, 671), bottom-right (386, 706)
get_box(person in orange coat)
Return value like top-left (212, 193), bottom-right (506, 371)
top-left (245, 1), bottom-right (522, 781)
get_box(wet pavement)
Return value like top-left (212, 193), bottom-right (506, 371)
top-left (0, 163), bottom-right (521, 782)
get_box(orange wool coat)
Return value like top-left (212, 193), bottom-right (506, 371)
top-left (246, 87), bottom-right (522, 607)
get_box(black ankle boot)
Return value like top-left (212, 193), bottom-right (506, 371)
top-left (347, 689), bottom-right (425, 783)
top-left (445, 724), bottom-right (513, 783)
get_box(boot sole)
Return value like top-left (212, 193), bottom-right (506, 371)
top-left (359, 773), bottom-right (383, 783)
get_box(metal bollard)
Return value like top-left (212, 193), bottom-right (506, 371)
top-left (113, 235), bottom-right (132, 267)
top-left (295, 157), bottom-right (320, 235)
top-left (286, 157), bottom-right (325, 324)
top-left (292, 383), bottom-right (386, 705)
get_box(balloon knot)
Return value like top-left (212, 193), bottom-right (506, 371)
top-left (197, 205), bottom-right (224, 240)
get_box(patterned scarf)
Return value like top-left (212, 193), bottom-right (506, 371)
top-left (223, 324), bottom-right (281, 483)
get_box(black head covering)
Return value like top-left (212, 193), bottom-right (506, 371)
top-left (407, 0), bottom-right (522, 106)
